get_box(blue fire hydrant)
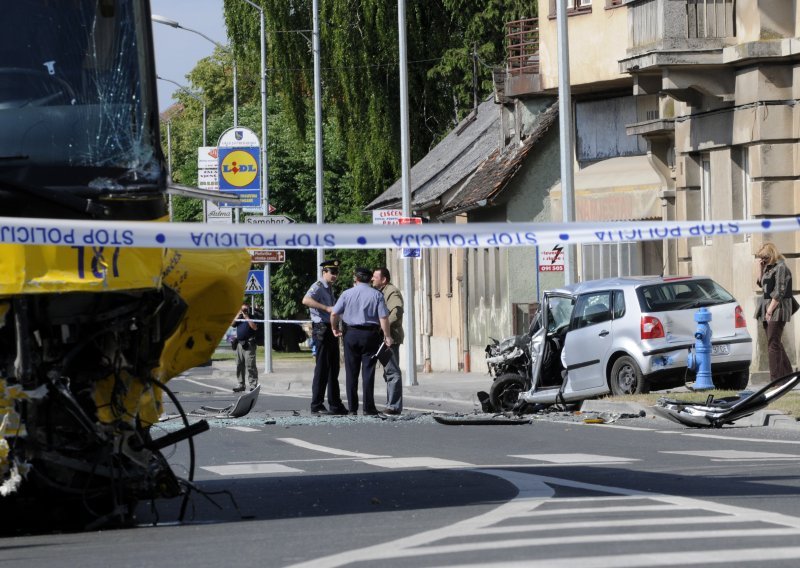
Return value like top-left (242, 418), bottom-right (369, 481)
top-left (687, 307), bottom-right (714, 389)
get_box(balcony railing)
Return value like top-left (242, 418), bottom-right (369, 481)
top-left (506, 18), bottom-right (539, 76)
top-left (628, 0), bottom-right (735, 49)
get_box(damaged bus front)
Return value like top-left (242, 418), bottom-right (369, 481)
top-left (0, 1), bottom-right (250, 531)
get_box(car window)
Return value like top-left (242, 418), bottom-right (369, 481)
top-left (545, 295), bottom-right (573, 332)
top-left (612, 289), bottom-right (625, 319)
top-left (571, 291), bottom-right (612, 329)
top-left (637, 278), bottom-right (736, 312)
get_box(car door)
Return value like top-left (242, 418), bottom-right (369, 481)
top-left (563, 290), bottom-right (614, 392)
top-left (527, 292), bottom-right (574, 392)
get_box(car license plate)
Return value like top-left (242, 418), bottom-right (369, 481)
top-left (712, 344), bottom-right (730, 355)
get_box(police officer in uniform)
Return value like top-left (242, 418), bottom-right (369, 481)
top-left (302, 260), bottom-right (348, 415)
top-left (331, 267), bottom-right (392, 415)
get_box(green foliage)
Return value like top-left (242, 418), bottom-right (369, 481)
top-left (164, 0), bottom-right (531, 318)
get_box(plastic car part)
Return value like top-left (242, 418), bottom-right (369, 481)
top-left (652, 372), bottom-right (800, 428)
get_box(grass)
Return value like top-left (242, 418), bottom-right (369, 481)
top-left (607, 389), bottom-right (800, 419)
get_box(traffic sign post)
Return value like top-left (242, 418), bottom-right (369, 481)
top-left (244, 215), bottom-right (295, 225)
top-left (248, 249), bottom-right (286, 263)
top-left (218, 127), bottom-right (273, 374)
top-left (244, 270), bottom-right (265, 295)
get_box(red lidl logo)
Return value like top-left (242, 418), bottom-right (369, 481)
top-left (219, 147), bottom-right (260, 190)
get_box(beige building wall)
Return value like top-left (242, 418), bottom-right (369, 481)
top-left (536, 1), bottom-right (630, 90)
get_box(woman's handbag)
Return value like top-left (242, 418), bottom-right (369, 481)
top-left (792, 296), bottom-right (800, 315)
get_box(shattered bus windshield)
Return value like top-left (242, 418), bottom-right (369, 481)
top-left (0, 0), bottom-right (161, 193)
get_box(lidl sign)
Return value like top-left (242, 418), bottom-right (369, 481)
top-left (219, 147), bottom-right (260, 190)
top-left (217, 146), bottom-right (261, 208)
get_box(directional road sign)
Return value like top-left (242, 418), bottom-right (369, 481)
top-left (244, 270), bottom-right (265, 294)
top-left (248, 249), bottom-right (286, 263)
top-left (245, 215), bottom-right (296, 225)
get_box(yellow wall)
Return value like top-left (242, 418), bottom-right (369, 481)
top-left (536, 1), bottom-right (630, 89)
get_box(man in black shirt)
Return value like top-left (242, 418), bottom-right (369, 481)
top-left (233, 303), bottom-right (258, 392)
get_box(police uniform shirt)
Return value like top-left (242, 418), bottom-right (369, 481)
top-left (333, 283), bottom-right (389, 326)
top-left (306, 280), bottom-right (336, 323)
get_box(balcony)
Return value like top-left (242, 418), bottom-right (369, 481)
top-left (621, 0), bottom-right (735, 72)
top-left (504, 18), bottom-right (541, 97)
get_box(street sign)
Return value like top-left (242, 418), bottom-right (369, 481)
top-left (218, 127), bottom-right (260, 149)
top-left (538, 245), bottom-right (565, 272)
top-left (244, 270), bottom-right (265, 294)
top-left (248, 249), bottom-right (286, 263)
top-left (401, 248), bottom-right (422, 259)
top-left (245, 215), bottom-right (295, 225)
top-left (372, 209), bottom-right (404, 225)
top-left (206, 201), bottom-right (232, 224)
top-left (399, 217), bottom-right (422, 257)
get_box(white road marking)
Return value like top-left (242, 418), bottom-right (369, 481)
top-left (447, 547), bottom-right (800, 568)
top-left (227, 426), bottom-right (260, 432)
top-left (661, 449), bottom-right (799, 460)
top-left (359, 457), bottom-right (474, 469)
top-left (200, 463), bottom-right (302, 476)
top-left (682, 432), bottom-right (800, 445)
top-left (475, 514), bottom-right (755, 534)
top-left (510, 453), bottom-right (638, 464)
top-left (276, 437), bottom-right (387, 458)
top-left (515, 503), bottom-right (689, 516)
top-left (171, 376), bottom-right (232, 393)
top-left (284, 469), bottom-right (800, 568)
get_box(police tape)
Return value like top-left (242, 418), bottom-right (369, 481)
top-left (0, 216), bottom-right (797, 250)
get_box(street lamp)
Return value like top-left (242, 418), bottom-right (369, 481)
top-left (236, 0), bottom-right (272, 374)
top-left (157, 75), bottom-right (207, 146)
top-left (151, 14), bottom-right (238, 126)
top-left (158, 76), bottom-right (208, 224)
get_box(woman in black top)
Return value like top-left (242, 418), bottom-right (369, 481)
top-left (755, 242), bottom-right (794, 379)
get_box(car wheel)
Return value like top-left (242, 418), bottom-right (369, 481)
top-left (489, 374), bottom-right (526, 412)
top-left (714, 370), bottom-right (749, 390)
top-left (609, 356), bottom-right (648, 395)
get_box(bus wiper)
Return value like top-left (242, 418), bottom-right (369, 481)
top-left (0, 179), bottom-right (110, 217)
top-left (0, 155), bottom-right (30, 161)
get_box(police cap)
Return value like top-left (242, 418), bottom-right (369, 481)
top-left (320, 259), bottom-right (340, 271)
top-left (353, 266), bottom-right (372, 281)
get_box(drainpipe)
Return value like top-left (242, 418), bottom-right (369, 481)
top-left (461, 249), bottom-right (471, 372)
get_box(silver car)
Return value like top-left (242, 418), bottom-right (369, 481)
top-left (520, 275), bottom-right (752, 406)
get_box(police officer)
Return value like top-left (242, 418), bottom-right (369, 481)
top-left (331, 267), bottom-right (392, 415)
top-left (302, 260), bottom-right (348, 415)
top-left (232, 303), bottom-right (258, 392)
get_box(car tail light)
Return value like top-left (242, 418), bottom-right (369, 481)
top-left (641, 315), bottom-right (665, 339)
top-left (735, 305), bottom-right (747, 328)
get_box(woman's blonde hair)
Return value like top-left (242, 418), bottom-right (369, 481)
top-left (757, 242), bottom-right (784, 264)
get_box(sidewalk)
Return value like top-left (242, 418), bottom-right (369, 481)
top-left (183, 357), bottom-right (800, 429)
top-left (186, 356), bottom-right (489, 405)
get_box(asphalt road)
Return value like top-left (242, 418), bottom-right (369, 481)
top-left (5, 382), bottom-right (800, 567)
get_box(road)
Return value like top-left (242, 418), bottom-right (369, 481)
top-left (4, 376), bottom-right (800, 567)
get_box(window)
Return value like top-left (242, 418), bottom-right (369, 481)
top-left (550, 0), bottom-right (593, 16)
top-left (701, 155), bottom-right (712, 244)
top-left (612, 290), bottom-right (626, 319)
top-left (582, 242), bottom-right (642, 280)
top-left (571, 292), bottom-right (613, 329)
top-left (732, 147), bottom-right (751, 242)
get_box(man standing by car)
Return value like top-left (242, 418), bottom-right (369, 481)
top-left (372, 267), bottom-right (404, 414)
top-left (233, 303), bottom-right (258, 392)
top-left (331, 267), bottom-right (392, 415)
top-left (302, 260), bottom-right (348, 415)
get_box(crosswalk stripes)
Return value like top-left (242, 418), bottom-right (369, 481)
top-left (661, 449), bottom-right (800, 461)
top-left (284, 469), bottom-right (800, 568)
